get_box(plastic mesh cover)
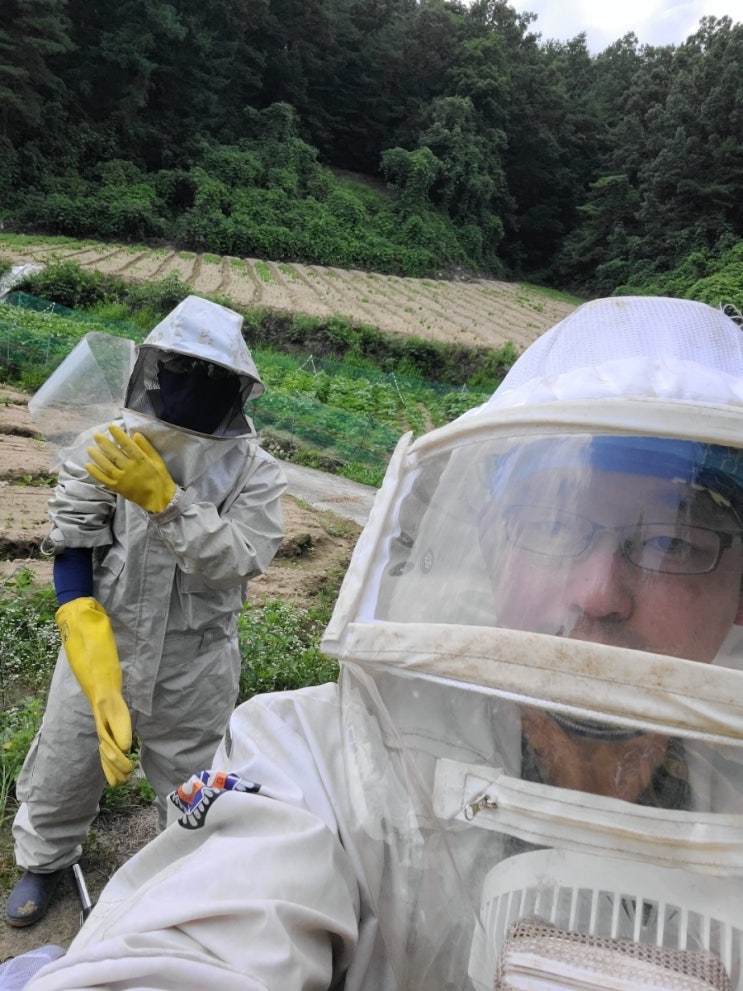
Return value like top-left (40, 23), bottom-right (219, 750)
top-left (125, 346), bottom-right (256, 438)
top-left (478, 298), bottom-right (743, 413)
top-left (496, 918), bottom-right (732, 991)
top-left (0, 945), bottom-right (66, 991)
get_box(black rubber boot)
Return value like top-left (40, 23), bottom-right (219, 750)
top-left (5, 870), bottom-right (63, 927)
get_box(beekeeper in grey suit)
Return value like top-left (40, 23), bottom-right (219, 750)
top-left (6, 295), bottom-right (285, 928)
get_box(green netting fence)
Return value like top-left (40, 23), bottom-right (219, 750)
top-left (1, 294), bottom-right (485, 477)
top-left (253, 390), bottom-right (401, 467)
top-left (250, 349), bottom-right (487, 473)
top-left (0, 292), bottom-right (142, 379)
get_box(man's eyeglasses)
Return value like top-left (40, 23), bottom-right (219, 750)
top-left (159, 355), bottom-right (234, 380)
top-left (501, 504), bottom-right (743, 575)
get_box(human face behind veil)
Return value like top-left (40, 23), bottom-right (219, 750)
top-left (484, 467), bottom-right (743, 662)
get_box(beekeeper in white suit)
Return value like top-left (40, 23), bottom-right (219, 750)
top-left (17, 296), bottom-right (743, 991)
top-left (5, 295), bottom-right (285, 929)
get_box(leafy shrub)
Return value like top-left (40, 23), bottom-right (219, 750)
top-left (13, 259), bottom-right (125, 309)
top-left (0, 569), bottom-right (59, 822)
top-left (0, 699), bottom-right (42, 825)
top-left (198, 144), bottom-right (261, 188)
top-left (98, 754), bottom-right (156, 814)
top-left (326, 189), bottom-right (368, 230)
top-left (120, 272), bottom-right (190, 316)
top-left (248, 223), bottom-right (302, 261)
top-left (304, 168), bottom-right (335, 201)
top-left (440, 388), bottom-right (490, 420)
top-left (97, 195), bottom-right (168, 242)
top-left (237, 600), bottom-right (337, 702)
top-left (613, 242), bottom-right (743, 313)
top-left (175, 205), bottom-right (232, 254)
top-left (0, 569), bottom-right (59, 706)
top-left (153, 169), bottom-right (197, 211)
top-left (337, 462), bottom-right (386, 487)
top-left (684, 243), bottom-right (743, 312)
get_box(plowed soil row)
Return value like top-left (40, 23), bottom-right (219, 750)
top-left (1, 242), bottom-right (577, 353)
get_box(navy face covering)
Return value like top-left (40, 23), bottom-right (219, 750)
top-left (157, 365), bottom-right (241, 433)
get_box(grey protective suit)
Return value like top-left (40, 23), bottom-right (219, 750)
top-left (12, 298), bottom-right (286, 871)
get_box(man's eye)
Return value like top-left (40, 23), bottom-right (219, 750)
top-left (533, 520), bottom-right (563, 536)
top-left (644, 534), bottom-right (694, 558)
top-left (503, 508), bottom-right (586, 556)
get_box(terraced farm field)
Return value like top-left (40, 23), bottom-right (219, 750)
top-left (0, 239), bottom-right (579, 353)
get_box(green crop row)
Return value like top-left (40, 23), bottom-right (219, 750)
top-left (0, 291), bottom-right (493, 483)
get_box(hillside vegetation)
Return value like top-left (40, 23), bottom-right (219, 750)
top-left (2, 3), bottom-right (742, 307)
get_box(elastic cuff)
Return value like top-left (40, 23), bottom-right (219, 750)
top-left (150, 486), bottom-right (193, 523)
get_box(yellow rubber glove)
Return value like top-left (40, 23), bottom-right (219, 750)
top-left (55, 597), bottom-right (133, 787)
top-left (86, 423), bottom-right (176, 514)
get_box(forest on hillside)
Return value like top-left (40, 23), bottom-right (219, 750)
top-left (1, 0), bottom-right (742, 304)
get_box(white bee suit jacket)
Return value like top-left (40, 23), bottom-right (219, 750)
top-left (26, 409), bottom-right (743, 991)
top-left (25, 684), bottom-right (375, 991)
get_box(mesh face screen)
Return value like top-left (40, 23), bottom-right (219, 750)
top-left (496, 917), bottom-right (734, 991)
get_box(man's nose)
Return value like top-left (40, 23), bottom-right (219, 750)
top-left (566, 532), bottom-right (634, 619)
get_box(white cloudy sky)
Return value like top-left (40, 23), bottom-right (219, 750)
top-left (506, 0), bottom-right (743, 53)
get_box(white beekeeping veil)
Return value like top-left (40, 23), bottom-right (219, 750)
top-left (321, 297), bottom-right (743, 991)
top-left (480, 295), bottom-right (743, 410)
top-left (28, 332), bottom-right (135, 471)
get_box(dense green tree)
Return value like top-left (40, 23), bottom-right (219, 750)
top-left (636, 18), bottom-right (743, 254)
top-left (381, 146), bottom-right (442, 212)
top-left (55, 0), bottom-right (273, 169)
top-left (1, 0), bottom-right (742, 296)
top-left (302, 0), bottom-right (405, 171)
top-left (0, 0), bottom-right (72, 145)
top-left (499, 34), bottom-right (600, 273)
top-left (466, 0), bottom-right (539, 48)
top-left (392, 0), bottom-right (465, 135)
top-left (149, 0), bottom-right (272, 160)
top-left (413, 96), bottom-right (507, 254)
top-left (258, 0), bottom-right (355, 153)
top-left (557, 174), bottom-right (642, 293)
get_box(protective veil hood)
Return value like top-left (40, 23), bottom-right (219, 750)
top-left (125, 295), bottom-right (264, 439)
top-left (320, 297), bottom-right (743, 991)
top-left (28, 332), bottom-right (136, 471)
top-left (28, 297), bottom-right (265, 469)
top-left (479, 295), bottom-right (743, 411)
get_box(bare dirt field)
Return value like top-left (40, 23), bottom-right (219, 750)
top-left (0, 241), bottom-right (578, 353)
top-left (0, 384), bottom-right (368, 961)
